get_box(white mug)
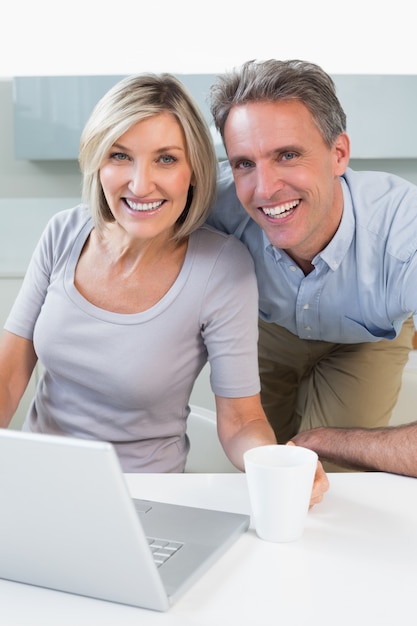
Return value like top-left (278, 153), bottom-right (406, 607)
top-left (243, 444), bottom-right (318, 543)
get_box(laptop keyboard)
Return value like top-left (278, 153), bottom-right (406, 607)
top-left (147, 537), bottom-right (184, 567)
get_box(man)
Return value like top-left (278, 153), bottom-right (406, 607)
top-left (207, 59), bottom-right (417, 473)
top-left (290, 421), bottom-right (417, 477)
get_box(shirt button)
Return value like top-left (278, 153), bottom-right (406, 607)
top-left (289, 265), bottom-right (297, 272)
top-left (303, 304), bottom-right (310, 310)
top-left (305, 326), bottom-right (312, 331)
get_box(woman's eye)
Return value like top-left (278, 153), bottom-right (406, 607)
top-left (159, 154), bottom-right (176, 164)
top-left (110, 152), bottom-right (130, 161)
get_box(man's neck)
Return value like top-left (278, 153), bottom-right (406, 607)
top-left (287, 253), bottom-right (315, 275)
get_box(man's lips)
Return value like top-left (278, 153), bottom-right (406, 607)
top-left (260, 199), bottom-right (300, 218)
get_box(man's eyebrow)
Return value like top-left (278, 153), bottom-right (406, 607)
top-left (229, 145), bottom-right (303, 166)
top-left (228, 156), bottom-right (244, 167)
top-left (227, 154), bottom-right (254, 167)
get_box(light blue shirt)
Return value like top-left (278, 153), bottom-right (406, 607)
top-left (207, 162), bottom-right (417, 343)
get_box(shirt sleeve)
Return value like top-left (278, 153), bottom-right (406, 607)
top-left (199, 232), bottom-right (261, 398)
top-left (4, 206), bottom-right (89, 340)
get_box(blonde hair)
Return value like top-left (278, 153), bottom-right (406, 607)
top-left (79, 73), bottom-right (218, 239)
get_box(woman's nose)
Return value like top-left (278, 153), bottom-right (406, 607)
top-left (128, 161), bottom-right (155, 196)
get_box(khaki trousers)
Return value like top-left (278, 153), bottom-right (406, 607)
top-left (258, 317), bottom-right (415, 471)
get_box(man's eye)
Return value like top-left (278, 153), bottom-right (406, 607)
top-left (281, 152), bottom-right (296, 161)
top-left (235, 160), bottom-right (253, 170)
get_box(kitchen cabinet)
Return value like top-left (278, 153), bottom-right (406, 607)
top-left (13, 74), bottom-right (417, 161)
top-left (13, 74), bottom-right (225, 160)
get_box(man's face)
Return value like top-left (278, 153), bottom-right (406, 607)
top-left (223, 100), bottom-right (349, 266)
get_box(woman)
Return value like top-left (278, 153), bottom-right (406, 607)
top-left (0, 73), bottom-right (327, 501)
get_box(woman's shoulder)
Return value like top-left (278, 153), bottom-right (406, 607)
top-left (39, 204), bottom-right (92, 247)
top-left (45, 203), bottom-right (91, 231)
top-left (191, 224), bottom-right (255, 270)
top-left (194, 223), bottom-right (252, 252)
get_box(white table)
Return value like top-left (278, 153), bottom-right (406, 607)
top-left (2, 472), bottom-right (417, 625)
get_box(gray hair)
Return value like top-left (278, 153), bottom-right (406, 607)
top-left (79, 73), bottom-right (218, 239)
top-left (209, 59), bottom-right (347, 148)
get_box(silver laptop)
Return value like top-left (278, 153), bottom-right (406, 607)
top-left (0, 429), bottom-right (249, 611)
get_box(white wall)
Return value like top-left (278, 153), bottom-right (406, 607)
top-left (2, 0), bottom-right (417, 78)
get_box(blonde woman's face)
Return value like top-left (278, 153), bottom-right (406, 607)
top-left (99, 112), bottom-right (193, 242)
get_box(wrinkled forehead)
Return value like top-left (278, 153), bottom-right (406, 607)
top-left (223, 100), bottom-right (322, 161)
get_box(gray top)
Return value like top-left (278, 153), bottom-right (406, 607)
top-left (5, 205), bottom-right (260, 472)
top-left (207, 162), bottom-right (417, 343)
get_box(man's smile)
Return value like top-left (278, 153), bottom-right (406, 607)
top-left (260, 199), bottom-right (300, 218)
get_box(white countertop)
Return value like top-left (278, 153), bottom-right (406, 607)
top-left (1, 472), bottom-right (416, 626)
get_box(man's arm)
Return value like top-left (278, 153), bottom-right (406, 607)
top-left (291, 423), bottom-right (417, 477)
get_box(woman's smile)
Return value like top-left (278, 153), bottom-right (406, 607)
top-left (100, 112), bottom-right (193, 240)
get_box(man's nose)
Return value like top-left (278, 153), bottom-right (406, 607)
top-left (255, 165), bottom-right (284, 199)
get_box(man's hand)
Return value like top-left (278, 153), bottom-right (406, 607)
top-left (286, 441), bottom-right (329, 508)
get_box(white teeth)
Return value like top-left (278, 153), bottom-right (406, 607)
top-left (126, 199), bottom-right (164, 211)
top-left (262, 200), bottom-right (299, 217)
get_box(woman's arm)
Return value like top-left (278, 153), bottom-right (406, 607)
top-left (291, 424), bottom-right (417, 477)
top-left (0, 330), bottom-right (38, 427)
top-left (215, 394), bottom-right (277, 469)
top-left (216, 394), bottom-right (329, 507)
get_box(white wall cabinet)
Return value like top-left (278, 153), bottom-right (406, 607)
top-left (13, 74), bottom-right (417, 161)
top-left (13, 74), bottom-right (225, 160)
